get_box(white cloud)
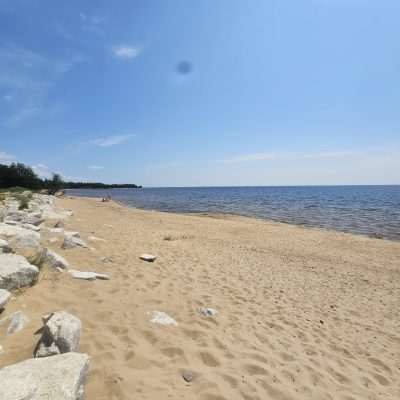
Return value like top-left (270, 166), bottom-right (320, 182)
top-left (218, 150), bottom-right (363, 164)
top-left (112, 45), bottom-right (141, 60)
top-left (88, 165), bottom-right (104, 170)
top-left (92, 134), bottom-right (134, 147)
top-left (0, 151), bottom-right (16, 164)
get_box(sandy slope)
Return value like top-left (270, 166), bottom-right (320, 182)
top-left (1, 196), bottom-right (399, 400)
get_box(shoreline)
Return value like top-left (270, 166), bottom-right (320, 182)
top-left (1, 194), bottom-right (399, 399)
top-left (69, 194), bottom-right (398, 243)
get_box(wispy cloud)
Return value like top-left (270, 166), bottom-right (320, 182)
top-left (79, 12), bottom-right (105, 34)
top-left (88, 165), bottom-right (104, 170)
top-left (92, 134), bottom-right (135, 147)
top-left (0, 151), bottom-right (17, 164)
top-left (112, 45), bottom-right (141, 60)
top-left (218, 150), bottom-right (363, 164)
top-left (0, 44), bottom-right (83, 126)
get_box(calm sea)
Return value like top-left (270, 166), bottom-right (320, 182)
top-left (67, 186), bottom-right (400, 241)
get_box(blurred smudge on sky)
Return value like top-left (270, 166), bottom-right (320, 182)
top-left (176, 61), bottom-right (192, 75)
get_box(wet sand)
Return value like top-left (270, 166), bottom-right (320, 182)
top-left (1, 196), bottom-right (399, 400)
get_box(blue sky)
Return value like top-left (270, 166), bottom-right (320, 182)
top-left (0, 0), bottom-right (399, 186)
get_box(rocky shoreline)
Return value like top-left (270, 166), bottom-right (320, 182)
top-left (0, 192), bottom-right (91, 399)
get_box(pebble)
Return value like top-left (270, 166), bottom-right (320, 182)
top-left (182, 371), bottom-right (194, 383)
top-left (199, 307), bottom-right (218, 317)
top-left (140, 254), bottom-right (157, 262)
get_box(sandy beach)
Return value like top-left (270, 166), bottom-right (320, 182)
top-left (1, 196), bottom-right (399, 400)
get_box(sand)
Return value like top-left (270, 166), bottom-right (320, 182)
top-left (1, 196), bottom-right (399, 400)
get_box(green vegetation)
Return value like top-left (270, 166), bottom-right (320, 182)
top-left (0, 163), bottom-right (141, 192)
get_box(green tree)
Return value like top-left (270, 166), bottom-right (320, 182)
top-left (47, 173), bottom-right (64, 195)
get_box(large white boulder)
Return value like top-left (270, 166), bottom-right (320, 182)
top-left (34, 311), bottom-right (81, 358)
top-left (0, 223), bottom-right (45, 265)
top-left (0, 254), bottom-right (39, 290)
top-left (0, 352), bottom-right (90, 400)
top-left (0, 223), bottom-right (40, 246)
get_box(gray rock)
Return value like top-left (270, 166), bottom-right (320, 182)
top-left (34, 311), bottom-right (81, 358)
top-left (0, 352), bottom-right (90, 400)
top-left (0, 254), bottom-right (39, 290)
top-left (148, 311), bottom-right (178, 326)
top-left (4, 211), bottom-right (24, 223)
top-left (23, 214), bottom-right (44, 226)
top-left (140, 253), bottom-right (157, 262)
top-left (62, 234), bottom-right (88, 250)
top-left (199, 307), bottom-right (218, 317)
top-left (45, 249), bottom-right (69, 270)
top-left (0, 311), bottom-right (30, 334)
top-left (68, 269), bottom-right (110, 280)
top-left (0, 288), bottom-right (11, 309)
top-left (182, 370), bottom-right (194, 382)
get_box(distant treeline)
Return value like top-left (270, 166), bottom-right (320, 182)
top-left (0, 163), bottom-right (141, 193)
top-left (63, 182), bottom-right (141, 189)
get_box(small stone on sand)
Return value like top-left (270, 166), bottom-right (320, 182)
top-left (140, 254), bottom-right (157, 262)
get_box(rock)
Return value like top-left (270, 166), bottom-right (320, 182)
top-left (4, 211), bottom-right (24, 223)
top-left (199, 307), bottom-right (218, 317)
top-left (68, 269), bottom-right (110, 280)
top-left (48, 237), bottom-right (59, 244)
top-left (148, 311), bottom-right (177, 326)
top-left (0, 352), bottom-right (90, 400)
top-left (21, 223), bottom-right (41, 232)
top-left (54, 220), bottom-right (65, 228)
top-left (182, 370), bottom-right (194, 382)
top-left (100, 256), bottom-right (113, 263)
top-left (0, 289), bottom-right (11, 309)
top-left (45, 249), bottom-right (69, 270)
top-left (140, 253), bottom-right (157, 262)
top-left (0, 254), bottom-right (39, 290)
top-left (4, 219), bottom-right (19, 226)
top-left (0, 223), bottom-right (44, 265)
top-left (55, 190), bottom-right (65, 197)
top-left (23, 214), bottom-right (44, 226)
top-left (0, 311), bottom-right (30, 334)
top-left (62, 234), bottom-right (88, 250)
top-left (34, 311), bottom-right (81, 358)
top-left (0, 239), bottom-right (12, 253)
